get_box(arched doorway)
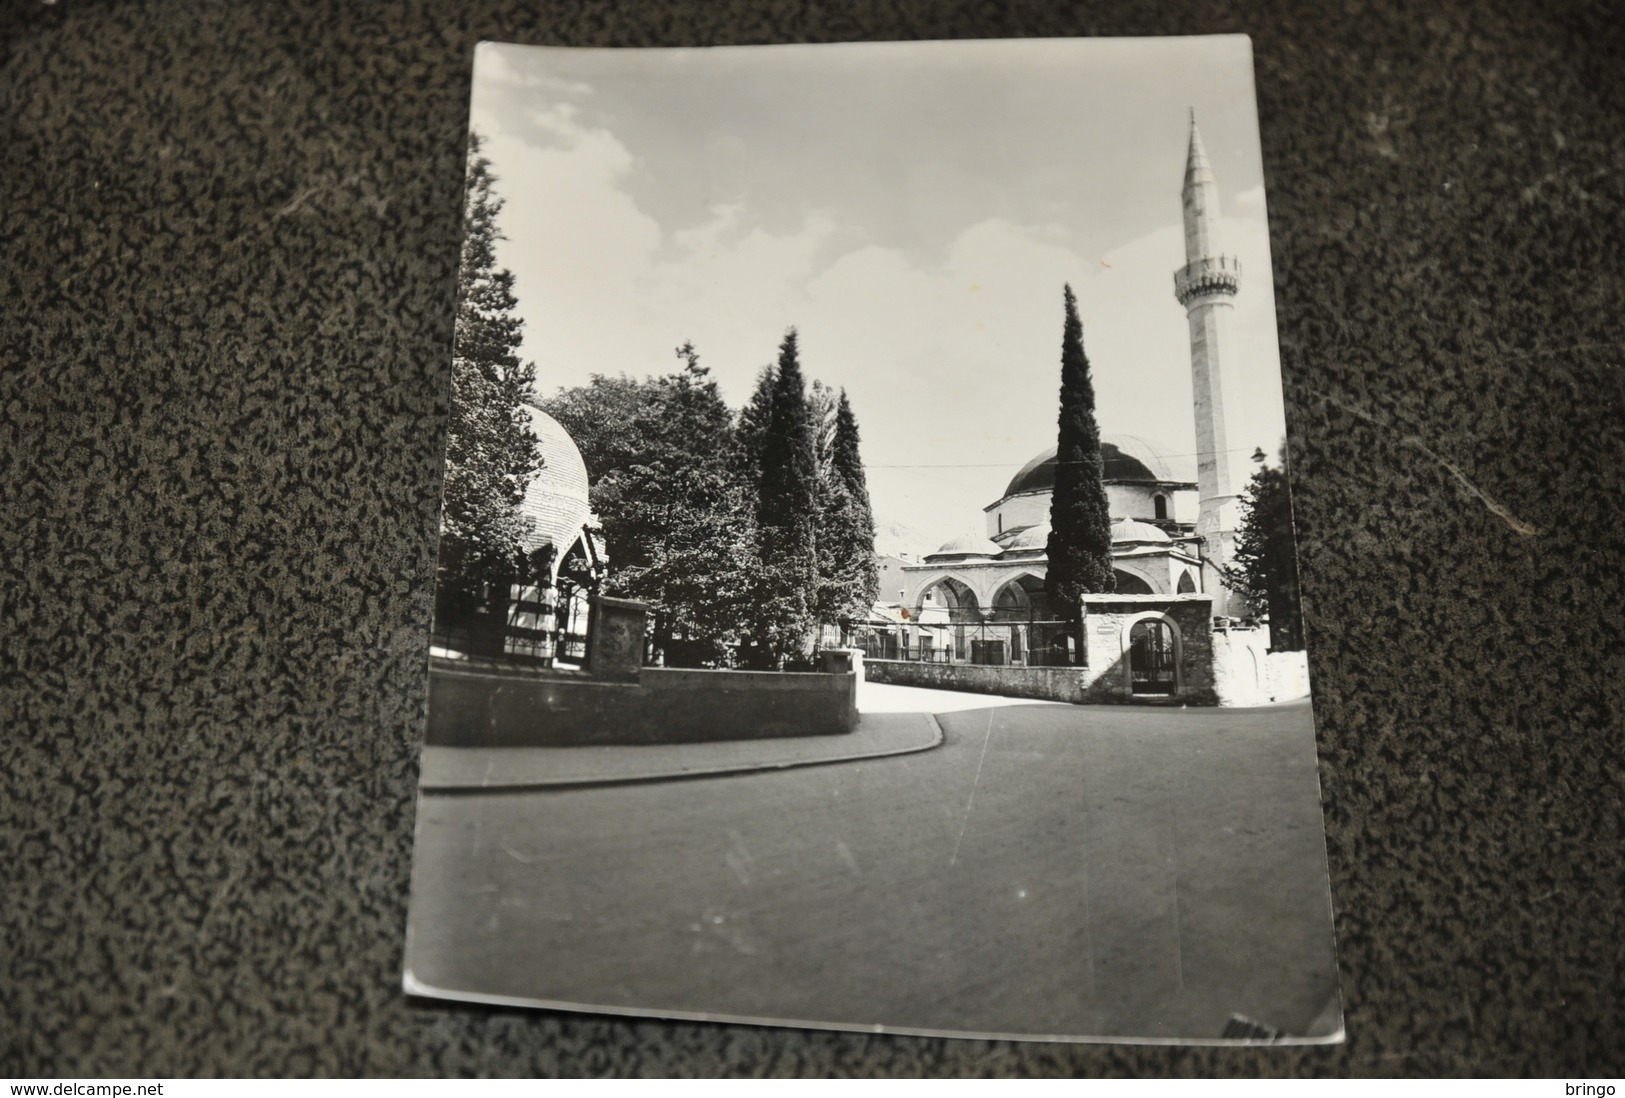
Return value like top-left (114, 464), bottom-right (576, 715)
top-left (1129, 618), bottom-right (1178, 695)
top-left (552, 533), bottom-right (600, 665)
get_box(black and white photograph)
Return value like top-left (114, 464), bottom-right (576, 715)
top-left (402, 36), bottom-right (1341, 1044)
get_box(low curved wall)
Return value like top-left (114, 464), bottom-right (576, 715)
top-left (864, 659), bottom-right (1117, 704)
top-left (425, 662), bottom-right (857, 747)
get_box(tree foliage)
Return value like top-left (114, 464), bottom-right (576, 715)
top-left (1043, 284), bottom-right (1115, 660)
top-left (1224, 444), bottom-right (1305, 651)
top-left (733, 362), bottom-right (777, 490)
top-left (537, 372), bottom-right (650, 483)
top-left (438, 132), bottom-right (538, 605)
top-left (541, 329), bottom-right (874, 669)
top-left (815, 389), bottom-right (880, 625)
top-left (749, 328), bottom-right (821, 666)
top-left (541, 346), bottom-right (750, 666)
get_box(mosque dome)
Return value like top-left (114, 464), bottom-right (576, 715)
top-left (925, 531), bottom-right (1004, 561)
top-left (1002, 522), bottom-right (1052, 552)
top-left (1111, 518), bottom-right (1172, 544)
top-left (1002, 434), bottom-right (1195, 498)
top-left (518, 405), bottom-right (592, 555)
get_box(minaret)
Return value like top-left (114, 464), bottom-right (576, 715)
top-left (1174, 112), bottom-right (1242, 617)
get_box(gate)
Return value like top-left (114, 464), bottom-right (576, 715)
top-left (1129, 619), bottom-right (1176, 694)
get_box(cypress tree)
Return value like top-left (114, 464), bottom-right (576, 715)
top-left (808, 379), bottom-right (839, 474)
top-left (733, 362), bottom-right (777, 491)
top-left (815, 389), bottom-right (880, 626)
top-left (751, 328), bottom-right (820, 666)
top-left (1224, 444), bottom-right (1304, 651)
top-left (1043, 284), bottom-right (1114, 663)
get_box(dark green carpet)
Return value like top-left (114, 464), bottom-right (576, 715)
top-left (3, 0), bottom-right (1622, 1077)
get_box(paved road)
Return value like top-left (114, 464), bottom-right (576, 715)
top-left (406, 686), bottom-right (1339, 1041)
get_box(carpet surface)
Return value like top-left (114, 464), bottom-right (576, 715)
top-left (3, 0), bottom-right (1622, 1077)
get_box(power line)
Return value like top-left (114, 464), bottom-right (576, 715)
top-left (866, 446), bottom-right (1260, 470)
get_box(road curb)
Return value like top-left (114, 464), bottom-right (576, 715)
top-left (419, 713), bottom-right (945, 794)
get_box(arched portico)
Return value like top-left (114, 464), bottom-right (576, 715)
top-left (1112, 569), bottom-right (1155, 595)
top-left (984, 572), bottom-right (1057, 666)
top-left (989, 572), bottom-right (1049, 619)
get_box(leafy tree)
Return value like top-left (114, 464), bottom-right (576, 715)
top-left (1224, 444), bottom-right (1305, 651)
top-left (437, 132), bottom-right (539, 623)
top-left (748, 328), bottom-right (821, 667)
top-left (540, 372), bottom-right (651, 481)
top-left (815, 389), bottom-right (880, 626)
top-left (541, 346), bottom-right (751, 667)
top-left (1043, 284), bottom-right (1114, 662)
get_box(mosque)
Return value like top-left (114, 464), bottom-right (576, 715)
top-left (892, 115), bottom-right (1249, 666)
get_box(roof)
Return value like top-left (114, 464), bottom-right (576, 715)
top-left (1001, 433), bottom-right (1197, 499)
top-left (517, 406), bottom-right (592, 555)
top-left (1111, 518), bottom-right (1172, 544)
top-left (924, 531), bottom-right (1004, 561)
top-left (1002, 521), bottom-right (1051, 552)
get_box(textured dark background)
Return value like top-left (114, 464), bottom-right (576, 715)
top-left (3, 0), bottom-right (1622, 1078)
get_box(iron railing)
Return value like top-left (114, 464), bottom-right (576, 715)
top-left (431, 580), bottom-right (592, 669)
top-left (841, 620), bottom-right (1078, 667)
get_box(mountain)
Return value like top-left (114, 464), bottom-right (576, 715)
top-left (871, 516), bottom-right (934, 561)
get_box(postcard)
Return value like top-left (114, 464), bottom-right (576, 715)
top-left (403, 36), bottom-right (1341, 1044)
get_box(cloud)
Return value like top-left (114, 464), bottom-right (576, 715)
top-left (463, 44), bottom-right (1287, 542)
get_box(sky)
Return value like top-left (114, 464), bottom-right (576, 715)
top-left (467, 37), bottom-right (1287, 549)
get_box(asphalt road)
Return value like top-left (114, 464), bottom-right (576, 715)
top-left (405, 688), bottom-right (1340, 1041)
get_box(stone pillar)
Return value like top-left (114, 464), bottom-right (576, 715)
top-left (820, 648), bottom-right (862, 730)
top-left (586, 595), bottom-right (647, 682)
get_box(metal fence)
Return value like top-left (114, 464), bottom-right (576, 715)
top-left (429, 580), bottom-right (592, 668)
top-left (843, 620), bottom-right (1078, 667)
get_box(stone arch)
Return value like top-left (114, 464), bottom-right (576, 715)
top-left (911, 574), bottom-right (983, 663)
top-left (1117, 610), bottom-right (1185, 700)
top-left (1112, 569), bottom-right (1155, 595)
top-left (915, 575), bottom-right (980, 617)
top-left (989, 571), bottom-right (1047, 615)
top-left (987, 572), bottom-right (1052, 665)
top-left (905, 571), bottom-right (980, 614)
top-left (1177, 569), bottom-right (1197, 594)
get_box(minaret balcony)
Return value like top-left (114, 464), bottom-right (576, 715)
top-left (1174, 255), bottom-right (1242, 304)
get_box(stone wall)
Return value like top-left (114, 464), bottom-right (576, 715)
top-left (1212, 627), bottom-right (1269, 706)
top-left (1265, 650), bottom-right (1311, 702)
top-left (1212, 629), bottom-right (1313, 706)
top-left (1082, 594), bottom-right (1218, 705)
top-left (425, 662), bottom-right (858, 747)
top-left (866, 659), bottom-right (1114, 704)
top-left (869, 593), bottom-right (1221, 706)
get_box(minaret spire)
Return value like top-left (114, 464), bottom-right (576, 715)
top-left (1184, 111), bottom-right (1213, 185)
top-left (1174, 112), bottom-right (1243, 616)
